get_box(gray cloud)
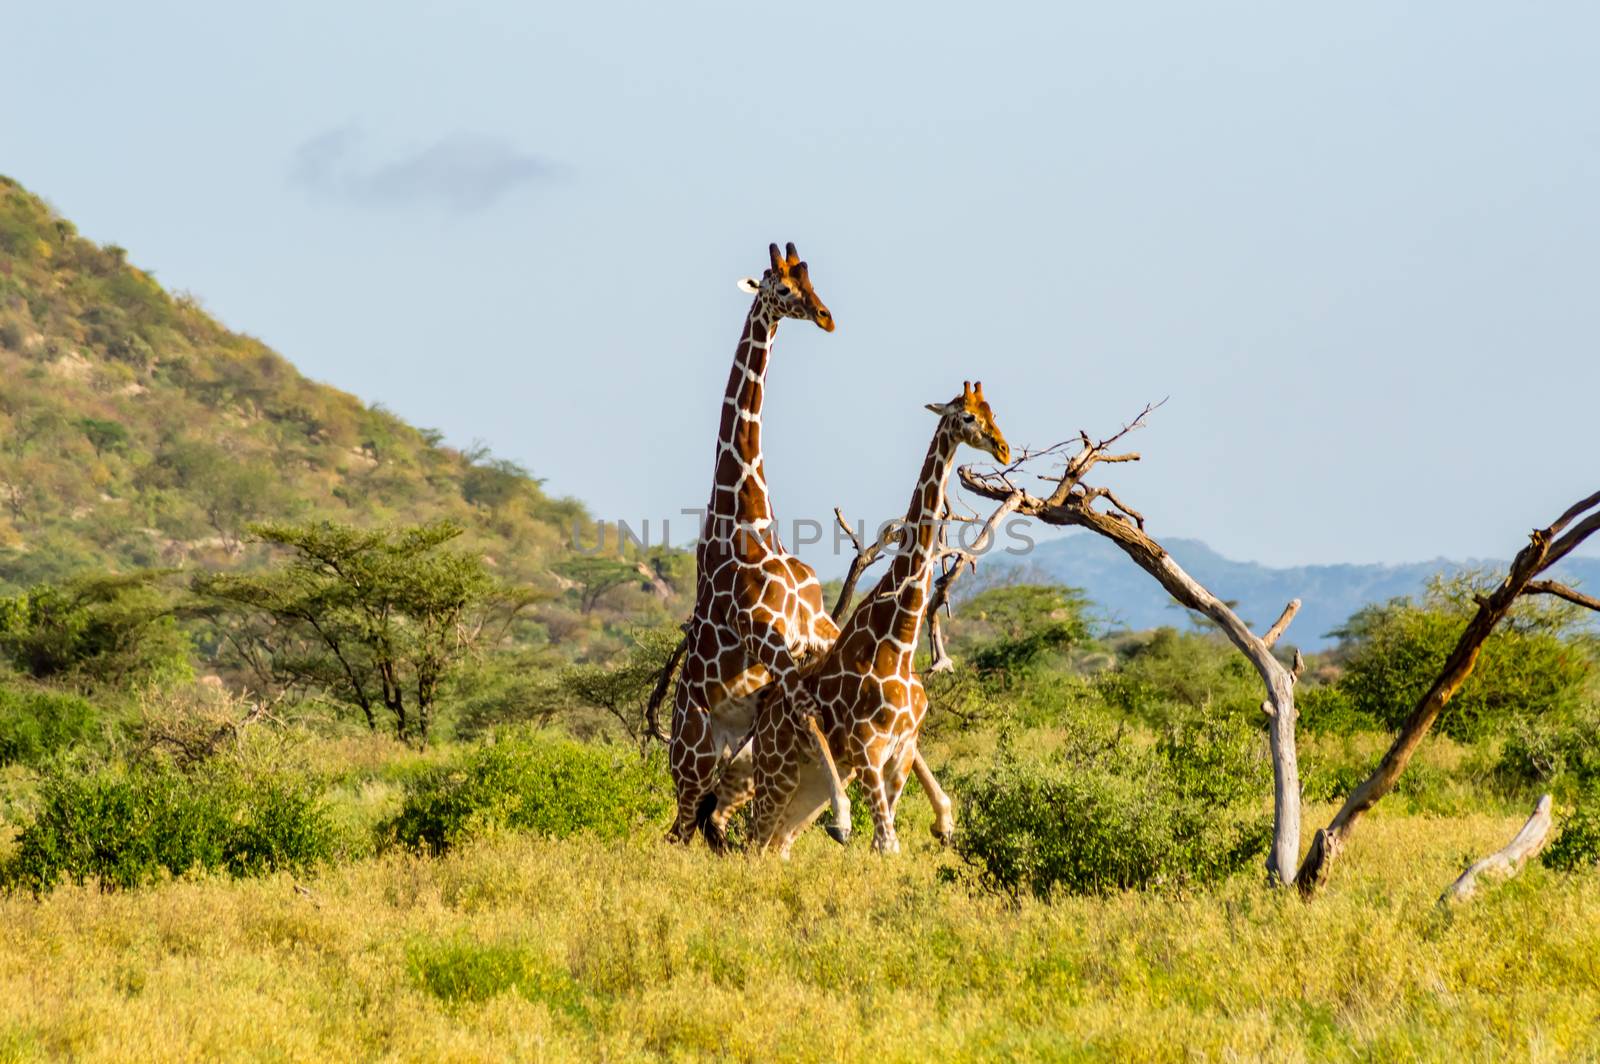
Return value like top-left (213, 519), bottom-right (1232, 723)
top-left (290, 126), bottom-right (553, 212)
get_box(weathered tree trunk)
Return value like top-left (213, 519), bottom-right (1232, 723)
top-left (1440, 795), bottom-right (1553, 905)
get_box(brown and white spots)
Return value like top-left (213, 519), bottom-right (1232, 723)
top-left (743, 382), bottom-right (1011, 858)
top-left (668, 243), bottom-right (850, 845)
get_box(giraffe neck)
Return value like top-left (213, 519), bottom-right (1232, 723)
top-left (705, 299), bottom-right (780, 547)
top-left (858, 424), bottom-right (961, 649)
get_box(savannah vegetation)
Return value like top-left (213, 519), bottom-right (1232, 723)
top-left (4, 176), bottom-right (1600, 1060)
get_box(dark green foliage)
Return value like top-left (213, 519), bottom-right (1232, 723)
top-left (2, 765), bottom-right (334, 894)
top-left (1328, 574), bottom-right (1592, 742)
top-left (958, 584), bottom-right (1092, 684)
top-left (76, 417), bottom-right (130, 458)
top-left (1543, 789), bottom-right (1600, 872)
top-left (952, 718), bottom-right (1271, 898)
top-left (0, 684), bottom-right (98, 767)
top-left (0, 571), bottom-right (192, 689)
top-left (1497, 701), bottom-right (1600, 794)
top-left (1295, 683), bottom-right (1381, 736)
top-left (1095, 627), bottom-right (1262, 727)
top-left (381, 731), bottom-right (671, 854)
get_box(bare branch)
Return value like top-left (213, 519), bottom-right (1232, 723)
top-left (1524, 579), bottom-right (1600, 614)
top-left (1262, 599), bottom-right (1302, 649)
top-left (644, 630), bottom-right (688, 745)
top-left (925, 491), bottom-right (1024, 673)
top-left (831, 508), bottom-right (889, 619)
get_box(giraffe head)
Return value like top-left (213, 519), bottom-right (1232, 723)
top-left (737, 242), bottom-right (835, 332)
top-left (926, 381), bottom-right (1011, 464)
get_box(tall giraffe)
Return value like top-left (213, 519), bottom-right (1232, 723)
top-left (732, 381), bottom-right (1011, 857)
top-left (668, 242), bottom-right (852, 843)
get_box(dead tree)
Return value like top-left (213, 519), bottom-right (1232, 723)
top-left (1296, 490), bottom-right (1600, 896)
top-left (1440, 794), bottom-right (1553, 905)
top-left (961, 404), bottom-right (1308, 887)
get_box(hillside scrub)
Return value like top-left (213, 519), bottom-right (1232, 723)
top-left (0, 176), bottom-right (683, 664)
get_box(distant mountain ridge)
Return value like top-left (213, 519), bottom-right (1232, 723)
top-left (1008, 534), bottom-right (1600, 650)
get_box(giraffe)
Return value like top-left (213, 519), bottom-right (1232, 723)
top-left (726, 381), bottom-right (1011, 857)
top-left (667, 242), bottom-right (854, 844)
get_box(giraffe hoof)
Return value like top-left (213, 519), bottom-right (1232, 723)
top-left (826, 824), bottom-right (851, 847)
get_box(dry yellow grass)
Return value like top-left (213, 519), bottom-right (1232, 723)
top-left (1, 799), bottom-right (1597, 1063)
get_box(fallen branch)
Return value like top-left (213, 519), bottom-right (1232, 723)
top-left (1440, 795), bottom-right (1553, 905)
top-left (1298, 489), bottom-right (1600, 896)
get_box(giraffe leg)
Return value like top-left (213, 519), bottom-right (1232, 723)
top-left (669, 709), bottom-right (721, 846)
top-left (910, 747), bottom-right (955, 844)
top-left (706, 743), bottom-right (756, 843)
top-left (749, 726), bottom-right (809, 855)
top-left (858, 759), bottom-right (900, 856)
top-left (801, 711), bottom-right (852, 846)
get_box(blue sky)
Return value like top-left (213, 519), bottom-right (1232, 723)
top-left (8, 2), bottom-right (1598, 571)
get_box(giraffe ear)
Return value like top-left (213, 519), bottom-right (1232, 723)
top-left (925, 402), bottom-right (950, 415)
top-left (737, 277), bottom-right (760, 294)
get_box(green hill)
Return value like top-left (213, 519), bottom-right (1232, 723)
top-left (0, 175), bottom-right (681, 648)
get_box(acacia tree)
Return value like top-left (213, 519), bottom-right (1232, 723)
top-left (194, 520), bottom-right (516, 742)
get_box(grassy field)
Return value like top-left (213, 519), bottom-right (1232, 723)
top-left (2, 752), bottom-right (1596, 1063)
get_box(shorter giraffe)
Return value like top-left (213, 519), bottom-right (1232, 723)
top-left (728, 381), bottom-right (1011, 857)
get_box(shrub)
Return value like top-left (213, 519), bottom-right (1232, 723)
top-left (380, 731), bottom-right (671, 854)
top-left (1095, 628), bottom-right (1262, 727)
top-left (0, 684), bottom-right (98, 767)
top-left (1543, 791), bottom-right (1600, 872)
top-left (1295, 683), bottom-right (1381, 736)
top-left (956, 584), bottom-right (1093, 685)
top-left (1496, 701), bottom-right (1600, 794)
top-left (951, 718), bottom-right (1271, 898)
top-left (2, 764), bottom-right (334, 893)
top-left (1328, 574), bottom-right (1593, 742)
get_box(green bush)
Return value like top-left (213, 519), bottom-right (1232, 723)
top-left (1328, 574), bottom-right (1593, 742)
top-left (380, 731), bottom-right (671, 854)
top-left (951, 718), bottom-right (1271, 898)
top-left (2, 764), bottom-right (334, 893)
top-left (1496, 701), bottom-right (1600, 794)
top-left (957, 585), bottom-right (1093, 685)
top-left (1095, 628), bottom-right (1262, 727)
top-left (1295, 683), bottom-right (1381, 736)
top-left (0, 684), bottom-right (98, 767)
top-left (1543, 791), bottom-right (1600, 872)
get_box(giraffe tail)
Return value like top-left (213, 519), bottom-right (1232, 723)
top-left (694, 791), bottom-right (728, 854)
